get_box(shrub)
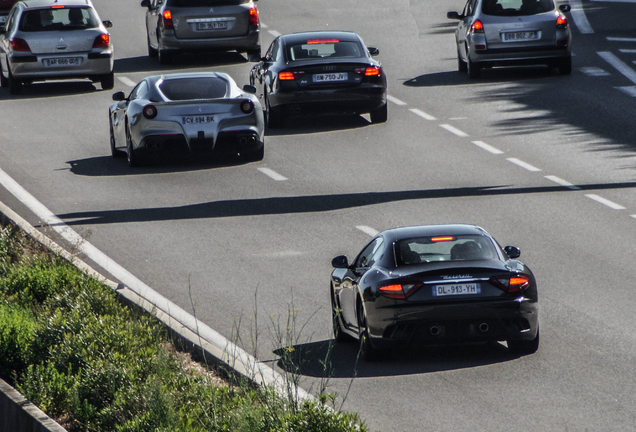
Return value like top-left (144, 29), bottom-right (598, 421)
top-left (0, 303), bottom-right (38, 378)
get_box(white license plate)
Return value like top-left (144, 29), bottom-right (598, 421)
top-left (44, 57), bottom-right (82, 67)
top-left (182, 115), bottom-right (215, 125)
top-left (432, 283), bottom-right (481, 297)
top-left (503, 31), bottom-right (538, 41)
top-left (196, 21), bottom-right (228, 30)
top-left (313, 73), bottom-right (348, 83)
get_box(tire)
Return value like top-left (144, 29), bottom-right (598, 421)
top-left (370, 102), bottom-right (388, 124)
top-left (109, 119), bottom-right (124, 158)
top-left (357, 302), bottom-right (382, 362)
top-left (558, 57), bottom-right (572, 75)
top-left (508, 327), bottom-right (540, 355)
top-left (158, 47), bottom-right (172, 65)
top-left (101, 71), bottom-right (115, 90)
top-left (243, 143), bottom-right (264, 162)
top-left (467, 54), bottom-right (481, 79)
top-left (331, 286), bottom-right (352, 343)
top-left (147, 37), bottom-right (158, 58)
top-left (125, 123), bottom-right (141, 167)
top-left (8, 68), bottom-right (21, 95)
top-left (0, 64), bottom-right (8, 89)
top-left (458, 50), bottom-right (468, 73)
top-left (266, 96), bottom-right (283, 129)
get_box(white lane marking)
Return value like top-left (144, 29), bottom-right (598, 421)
top-left (631, 215), bottom-right (636, 219)
top-left (257, 167), bottom-right (287, 181)
top-left (545, 175), bottom-right (580, 190)
top-left (472, 140), bottom-right (503, 155)
top-left (387, 95), bottom-right (407, 106)
top-left (117, 77), bottom-right (136, 87)
top-left (619, 49), bottom-right (636, 53)
top-left (568, 0), bottom-right (594, 34)
top-left (439, 124), bottom-right (468, 137)
top-left (617, 86), bottom-right (636, 97)
top-left (580, 66), bottom-right (610, 77)
top-left (585, 194), bottom-right (626, 210)
top-left (507, 158), bottom-right (541, 172)
top-left (608, 37), bottom-right (636, 42)
top-left (594, 0), bottom-right (636, 2)
top-left (356, 225), bottom-right (379, 237)
top-left (268, 30), bottom-right (281, 37)
top-left (409, 108), bottom-right (436, 121)
top-left (260, 23), bottom-right (268, 29)
top-left (598, 51), bottom-right (636, 85)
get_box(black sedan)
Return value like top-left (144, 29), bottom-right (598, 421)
top-left (249, 31), bottom-right (387, 128)
top-left (330, 224), bottom-right (539, 361)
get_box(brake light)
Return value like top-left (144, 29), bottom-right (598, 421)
top-left (307, 39), bottom-right (339, 44)
top-left (249, 6), bottom-right (259, 26)
top-left (142, 105), bottom-right (157, 119)
top-left (10, 38), bottom-right (30, 52)
top-left (471, 20), bottom-right (484, 33)
top-left (490, 275), bottom-right (530, 293)
top-left (240, 99), bottom-right (254, 114)
top-left (278, 71), bottom-right (304, 80)
top-left (432, 236), bottom-right (454, 242)
top-left (51, 5), bottom-right (65, 8)
top-left (163, 10), bottom-right (173, 30)
top-left (378, 283), bottom-right (421, 299)
top-left (556, 15), bottom-right (568, 29)
top-left (92, 33), bottom-right (110, 48)
top-left (354, 66), bottom-right (381, 76)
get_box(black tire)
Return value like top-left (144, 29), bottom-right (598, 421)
top-left (266, 96), bottom-right (283, 129)
top-left (243, 143), bottom-right (264, 162)
top-left (357, 303), bottom-right (382, 362)
top-left (126, 123), bottom-right (141, 167)
top-left (0, 65), bottom-right (8, 89)
top-left (158, 47), bottom-right (172, 65)
top-left (508, 327), bottom-right (540, 355)
top-left (458, 50), bottom-right (468, 73)
top-left (101, 71), bottom-right (115, 90)
top-left (467, 54), bottom-right (481, 79)
top-left (331, 286), bottom-right (352, 343)
top-left (558, 57), bottom-right (572, 75)
top-left (109, 119), bottom-right (124, 158)
top-left (8, 68), bottom-right (21, 95)
top-left (370, 102), bottom-right (388, 124)
top-left (147, 37), bottom-right (158, 58)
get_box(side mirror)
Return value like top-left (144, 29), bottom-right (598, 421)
top-left (331, 255), bottom-right (349, 269)
top-left (504, 246), bottom-right (521, 259)
top-left (559, 4), bottom-right (571, 12)
top-left (367, 47), bottom-right (379, 56)
top-left (102, 20), bottom-right (113, 28)
top-left (140, 0), bottom-right (151, 8)
top-left (247, 52), bottom-right (262, 62)
top-left (447, 11), bottom-right (463, 20)
top-left (112, 91), bottom-right (126, 101)
top-left (242, 84), bottom-right (256, 94)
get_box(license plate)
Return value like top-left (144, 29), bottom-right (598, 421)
top-left (432, 283), bottom-right (481, 297)
top-left (196, 21), bottom-right (228, 30)
top-left (313, 73), bottom-right (348, 83)
top-left (44, 57), bottom-right (82, 67)
top-left (503, 31), bottom-right (538, 41)
top-left (182, 115), bottom-right (215, 125)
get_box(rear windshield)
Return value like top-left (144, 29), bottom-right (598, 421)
top-left (165, 0), bottom-right (250, 6)
top-left (397, 235), bottom-right (498, 265)
top-left (482, 0), bottom-right (554, 16)
top-left (19, 8), bottom-right (99, 32)
top-left (287, 40), bottom-right (365, 61)
top-left (158, 77), bottom-right (229, 100)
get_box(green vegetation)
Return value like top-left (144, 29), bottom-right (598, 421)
top-left (0, 224), bottom-right (367, 432)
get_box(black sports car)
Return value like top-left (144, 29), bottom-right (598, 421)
top-left (330, 224), bottom-right (539, 361)
top-left (249, 31), bottom-right (387, 128)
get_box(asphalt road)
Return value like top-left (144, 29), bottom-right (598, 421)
top-left (2, 0), bottom-right (636, 430)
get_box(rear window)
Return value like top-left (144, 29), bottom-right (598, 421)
top-left (287, 40), bottom-right (364, 61)
top-left (19, 7), bottom-right (99, 31)
top-left (397, 235), bottom-right (498, 265)
top-left (158, 77), bottom-right (229, 100)
top-left (482, 0), bottom-right (554, 16)
top-left (165, 0), bottom-right (250, 7)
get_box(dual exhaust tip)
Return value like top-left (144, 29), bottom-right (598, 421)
top-left (239, 136), bottom-right (257, 145)
top-left (429, 322), bottom-right (489, 336)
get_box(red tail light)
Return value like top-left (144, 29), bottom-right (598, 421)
top-left (92, 33), bottom-right (110, 48)
top-left (163, 10), bottom-right (173, 30)
top-left (354, 66), bottom-right (381, 76)
top-left (278, 71), bottom-right (304, 80)
top-left (240, 100), bottom-right (254, 114)
top-left (490, 275), bottom-right (530, 293)
top-left (10, 38), bottom-right (31, 52)
top-left (249, 6), bottom-right (259, 26)
top-left (432, 236), bottom-right (454, 242)
top-left (307, 39), bottom-right (339, 44)
top-left (471, 20), bottom-right (484, 33)
top-left (556, 15), bottom-right (568, 29)
top-left (142, 105), bottom-right (157, 119)
top-left (378, 283), bottom-right (421, 299)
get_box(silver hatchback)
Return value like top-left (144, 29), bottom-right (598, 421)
top-left (141, 0), bottom-right (260, 64)
top-left (0, 0), bottom-right (114, 94)
top-left (447, 0), bottom-right (572, 78)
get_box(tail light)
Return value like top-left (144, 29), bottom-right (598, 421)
top-left (470, 19), bottom-right (484, 33)
top-left (354, 66), bottom-right (381, 76)
top-left (163, 10), bottom-right (173, 30)
top-left (378, 283), bottom-right (421, 300)
top-left (142, 105), bottom-right (157, 119)
top-left (556, 15), bottom-right (568, 29)
top-left (490, 275), bottom-right (530, 293)
top-left (278, 71), bottom-right (304, 80)
top-left (249, 6), bottom-right (259, 26)
top-left (92, 33), bottom-right (110, 48)
top-left (240, 100), bottom-right (254, 114)
top-left (11, 38), bottom-right (31, 52)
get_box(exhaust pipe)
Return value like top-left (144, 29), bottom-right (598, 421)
top-left (479, 323), bottom-right (489, 333)
top-left (430, 325), bottom-right (441, 336)
top-left (239, 137), bottom-right (248, 145)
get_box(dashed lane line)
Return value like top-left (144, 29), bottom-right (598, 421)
top-left (568, 0), bottom-right (594, 34)
top-left (117, 77), bottom-right (136, 87)
top-left (356, 225), bottom-right (379, 237)
top-left (598, 51), bottom-right (636, 85)
top-left (257, 167), bottom-right (288, 181)
top-left (585, 194), bottom-right (626, 210)
top-left (409, 108), bottom-right (436, 121)
top-left (545, 175), bottom-right (580, 190)
top-left (268, 30), bottom-right (281, 37)
top-left (472, 141), bottom-right (503, 155)
top-left (507, 158), bottom-right (541, 172)
top-left (439, 124), bottom-right (468, 137)
top-left (387, 95), bottom-right (407, 106)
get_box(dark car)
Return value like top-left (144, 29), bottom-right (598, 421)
top-left (141, 0), bottom-right (260, 64)
top-left (330, 224), bottom-right (539, 361)
top-left (249, 31), bottom-right (387, 128)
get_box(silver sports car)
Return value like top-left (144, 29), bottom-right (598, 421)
top-left (447, 0), bottom-right (572, 78)
top-left (109, 72), bottom-right (264, 167)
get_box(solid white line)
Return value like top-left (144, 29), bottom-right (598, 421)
top-left (117, 77), bottom-right (136, 87)
top-left (356, 225), bottom-right (379, 237)
top-left (387, 95), bottom-right (407, 106)
top-left (545, 175), bottom-right (580, 190)
top-left (507, 158), bottom-right (541, 172)
top-left (268, 30), bottom-right (281, 37)
top-left (599, 51), bottom-right (636, 85)
top-left (608, 37), bottom-right (636, 42)
top-left (257, 167), bottom-right (288, 181)
top-left (472, 141), bottom-right (503, 155)
top-left (568, 0), bottom-right (594, 34)
top-left (409, 108), bottom-right (436, 121)
top-left (585, 194), bottom-right (625, 210)
top-left (439, 124), bottom-right (468, 137)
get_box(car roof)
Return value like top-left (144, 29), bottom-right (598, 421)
top-left (279, 31), bottom-right (362, 45)
top-left (21, 0), bottom-right (91, 8)
top-left (380, 224), bottom-right (491, 242)
top-left (145, 72), bottom-right (234, 83)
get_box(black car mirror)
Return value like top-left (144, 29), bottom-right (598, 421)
top-left (140, 0), bottom-right (151, 8)
top-left (102, 20), bottom-right (113, 28)
top-left (243, 84), bottom-right (256, 94)
top-left (112, 91), bottom-right (126, 101)
top-left (247, 52), bottom-right (262, 62)
top-left (367, 47), bottom-right (379, 56)
top-left (559, 4), bottom-right (571, 12)
top-left (331, 255), bottom-right (349, 269)
top-left (504, 246), bottom-right (521, 259)
top-left (447, 11), bottom-right (463, 20)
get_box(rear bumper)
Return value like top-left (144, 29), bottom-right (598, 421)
top-left (470, 44), bottom-right (571, 67)
top-left (158, 28), bottom-right (260, 53)
top-left (9, 50), bottom-right (113, 80)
